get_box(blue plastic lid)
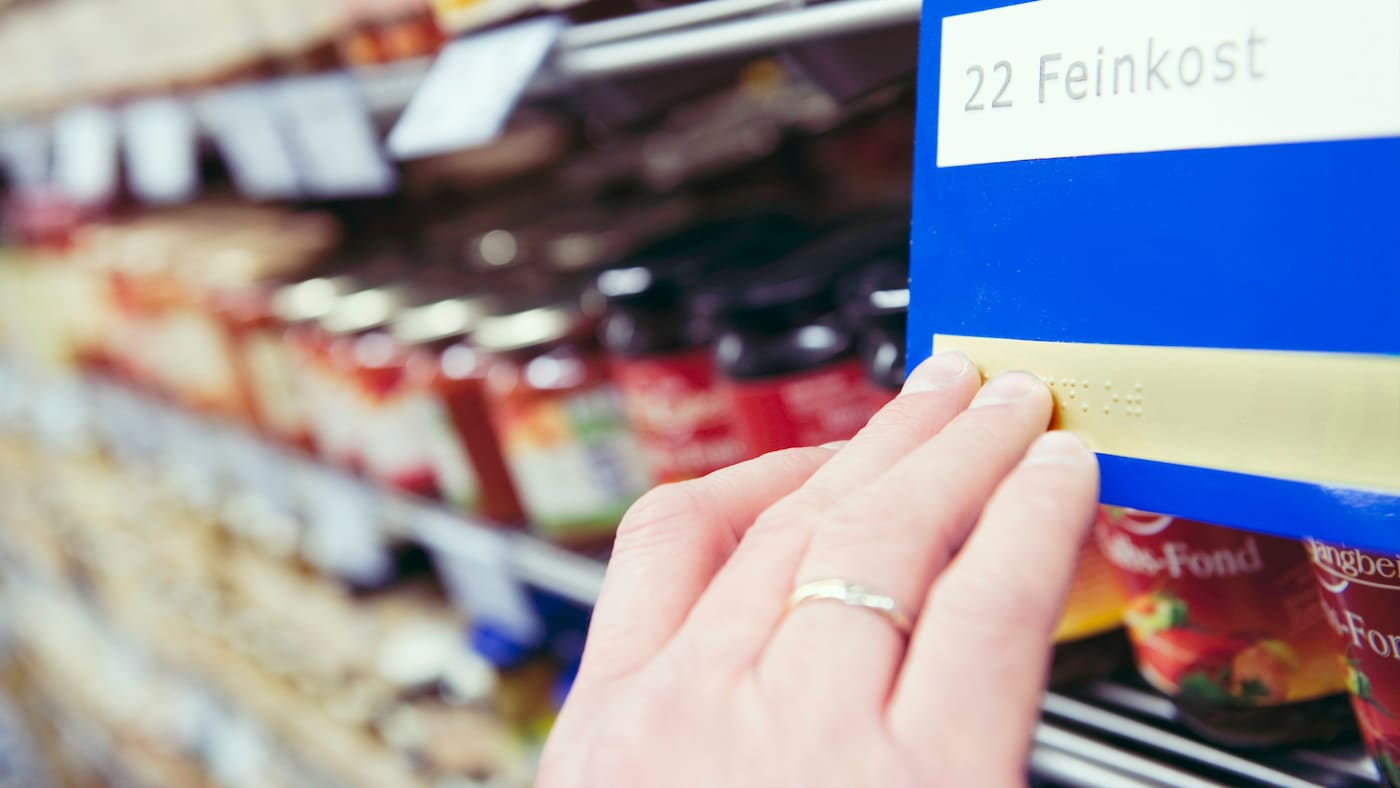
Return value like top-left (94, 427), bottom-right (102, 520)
top-left (469, 622), bottom-right (540, 670)
top-left (551, 662), bottom-right (580, 709)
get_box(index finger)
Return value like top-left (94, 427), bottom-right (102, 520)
top-left (579, 446), bottom-right (836, 683)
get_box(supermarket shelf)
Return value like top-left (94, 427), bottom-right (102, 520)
top-left (2, 367), bottom-right (1383, 788)
top-left (395, 490), bottom-right (608, 608)
top-left (554, 0), bottom-right (920, 81)
top-left (366, 0), bottom-right (920, 109)
top-left (362, 0), bottom-right (922, 100)
top-left (510, 535), bottom-right (607, 606)
top-left (1042, 680), bottom-right (1380, 788)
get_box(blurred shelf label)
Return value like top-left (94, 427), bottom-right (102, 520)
top-left (416, 507), bottom-right (543, 643)
top-left (195, 85), bottom-right (303, 200)
top-left (0, 122), bottom-right (49, 189)
top-left (300, 463), bottom-right (393, 586)
top-left (52, 104), bottom-right (119, 205)
top-left (274, 73), bottom-right (398, 197)
top-left (121, 97), bottom-right (198, 204)
top-left (388, 16), bottom-right (566, 160)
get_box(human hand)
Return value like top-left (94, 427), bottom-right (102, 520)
top-left (539, 351), bottom-right (1100, 787)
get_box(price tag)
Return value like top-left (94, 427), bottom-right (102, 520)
top-left (274, 73), bottom-right (397, 197)
top-left (52, 104), bottom-right (119, 205)
top-left (388, 16), bottom-right (565, 160)
top-left (416, 506), bottom-right (542, 643)
top-left (299, 463), bottom-right (392, 586)
top-left (194, 86), bottom-right (302, 199)
top-left (121, 97), bottom-right (198, 203)
top-left (0, 122), bottom-right (49, 188)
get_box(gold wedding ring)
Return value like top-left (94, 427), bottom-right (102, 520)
top-left (787, 578), bottom-right (914, 636)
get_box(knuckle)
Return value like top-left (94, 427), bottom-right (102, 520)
top-left (615, 482), bottom-right (700, 546)
top-left (757, 445), bottom-right (833, 479)
top-left (953, 411), bottom-right (1012, 451)
top-left (750, 493), bottom-right (820, 535)
top-left (862, 395), bottom-right (935, 436)
top-left (824, 486), bottom-right (908, 534)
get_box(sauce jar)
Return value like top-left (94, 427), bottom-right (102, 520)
top-left (1305, 538), bottom-right (1400, 784)
top-left (401, 301), bottom-right (528, 526)
top-left (596, 214), bottom-right (809, 483)
top-left (708, 262), bottom-right (873, 459)
top-left (388, 297), bottom-right (526, 525)
top-left (271, 276), bottom-right (358, 453)
top-left (1098, 507), bottom-right (1353, 747)
top-left (840, 257), bottom-right (909, 410)
top-left (314, 286), bottom-right (410, 474)
top-left (473, 300), bottom-right (651, 547)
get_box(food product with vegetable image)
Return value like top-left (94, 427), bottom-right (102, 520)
top-left (1306, 538), bottom-right (1400, 785)
top-left (1098, 507), bottom-right (1352, 747)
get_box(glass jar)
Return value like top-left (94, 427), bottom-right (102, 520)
top-left (1098, 507), bottom-right (1353, 747)
top-left (267, 276), bottom-right (358, 452)
top-left (709, 266), bottom-right (871, 460)
top-left (314, 286), bottom-right (410, 474)
top-left (596, 214), bottom-right (808, 482)
top-left (841, 256), bottom-right (909, 410)
top-left (1305, 538), bottom-right (1400, 784)
top-left (473, 300), bottom-right (651, 547)
top-left (402, 302), bottom-right (528, 526)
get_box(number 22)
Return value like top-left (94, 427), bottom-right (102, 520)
top-left (965, 61), bottom-right (1013, 111)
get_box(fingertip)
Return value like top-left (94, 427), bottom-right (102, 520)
top-left (1022, 430), bottom-right (1094, 467)
top-left (900, 350), bottom-right (972, 396)
top-left (968, 370), bottom-right (1051, 411)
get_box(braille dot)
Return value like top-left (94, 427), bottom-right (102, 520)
top-left (1081, 404), bottom-right (1089, 413)
top-left (1112, 394), bottom-right (1120, 403)
top-left (1103, 406), bottom-right (1111, 414)
top-left (1135, 383), bottom-right (1144, 391)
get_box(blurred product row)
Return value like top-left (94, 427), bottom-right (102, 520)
top-left (0, 0), bottom-right (537, 115)
top-left (0, 199), bottom-right (907, 561)
top-left (0, 433), bottom-right (577, 788)
top-left (1058, 509), bottom-right (1400, 784)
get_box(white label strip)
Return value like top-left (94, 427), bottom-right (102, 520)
top-left (194, 86), bottom-right (304, 200)
top-left (52, 104), bottom-right (119, 204)
top-left (388, 16), bottom-right (565, 160)
top-left (276, 73), bottom-right (398, 197)
top-left (122, 97), bottom-right (198, 204)
top-left (937, 0), bottom-right (1400, 167)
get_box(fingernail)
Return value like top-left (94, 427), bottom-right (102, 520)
top-left (969, 371), bottom-right (1043, 409)
top-left (900, 351), bottom-right (970, 396)
top-left (820, 440), bottom-right (848, 451)
top-left (1023, 431), bottom-right (1090, 466)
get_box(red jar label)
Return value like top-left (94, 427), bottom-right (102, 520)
top-left (1097, 507), bottom-right (1345, 706)
top-left (725, 360), bottom-right (876, 459)
top-left (1306, 539), bottom-right (1400, 782)
top-left (609, 348), bottom-right (744, 483)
